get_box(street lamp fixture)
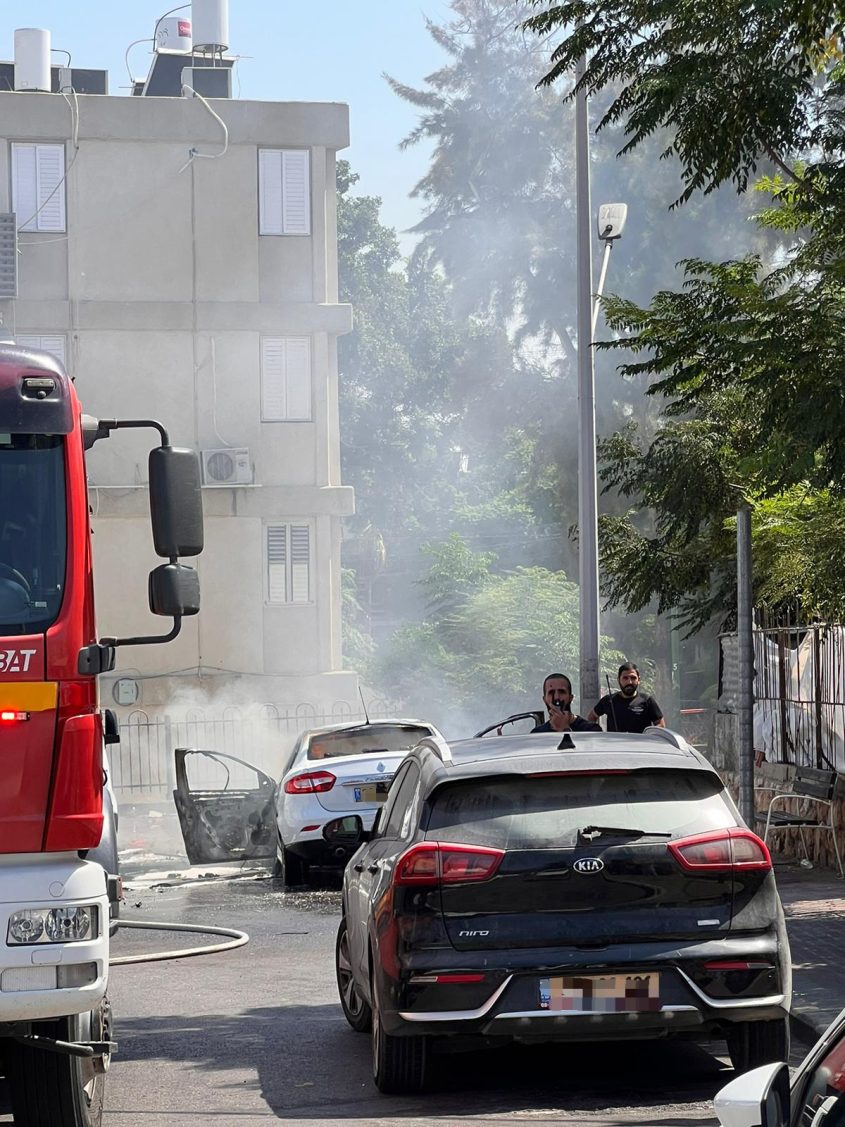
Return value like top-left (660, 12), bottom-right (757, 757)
top-left (593, 203), bottom-right (628, 334)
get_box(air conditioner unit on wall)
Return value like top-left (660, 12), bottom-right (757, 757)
top-left (201, 447), bottom-right (253, 487)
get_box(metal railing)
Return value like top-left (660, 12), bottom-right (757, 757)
top-left (719, 613), bottom-right (845, 772)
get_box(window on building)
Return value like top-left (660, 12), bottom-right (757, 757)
top-left (261, 337), bottom-right (312, 421)
top-left (266, 523), bottom-right (312, 604)
top-left (258, 149), bottom-right (311, 235)
top-left (15, 335), bottom-right (67, 366)
top-left (11, 143), bottom-right (66, 233)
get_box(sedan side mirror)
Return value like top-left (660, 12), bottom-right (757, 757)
top-left (714, 1062), bottom-right (790, 1127)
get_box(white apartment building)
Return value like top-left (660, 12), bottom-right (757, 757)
top-left (0, 33), bottom-right (358, 720)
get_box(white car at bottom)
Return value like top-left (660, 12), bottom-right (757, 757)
top-left (172, 720), bottom-right (439, 887)
top-left (715, 1007), bottom-right (845, 1127)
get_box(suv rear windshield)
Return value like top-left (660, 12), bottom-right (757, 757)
top-left (307, 724), bottom-right (431, 760)
top-left (426, 770), bottom-right (735, 849)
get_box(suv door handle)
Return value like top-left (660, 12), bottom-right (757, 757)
top-left (352, 863), bottom-right (364, 872)
top-left (367, 863), bottom-right (380, 874)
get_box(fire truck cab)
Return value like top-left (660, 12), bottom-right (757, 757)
top-left (0, 342), bottom-right (203, 1126)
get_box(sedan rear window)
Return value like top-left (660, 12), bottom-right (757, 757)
top-left (426, 770), bottom-right (735, 849)
top-left (307, 724), bottom-right (431, 760)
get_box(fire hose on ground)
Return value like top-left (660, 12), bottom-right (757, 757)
top-left (109, 919), bottom-right (249, 965)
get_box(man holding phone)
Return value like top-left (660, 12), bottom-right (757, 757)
top-left (531, 673), bottom-right (601, 733)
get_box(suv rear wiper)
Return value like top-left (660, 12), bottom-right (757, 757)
top-left (578, 825), bottom-right (672, 841)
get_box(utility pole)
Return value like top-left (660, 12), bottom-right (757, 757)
top-left (575, 52), bottom-right (600, 712)
top-left (736, 506), bottom-right (755, 824)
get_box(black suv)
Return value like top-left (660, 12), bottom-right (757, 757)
top-left (328, 728), bottom-right (791, 1094)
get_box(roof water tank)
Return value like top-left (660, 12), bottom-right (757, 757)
top-left (155, 16), bottom-right (193, 54)
top-left (192, 0), bottom-right (229, 53)
top-left (14, 28), bottom-right (51, 92)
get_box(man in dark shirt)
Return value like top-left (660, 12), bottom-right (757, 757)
top-left (531, 673), bottom-right (601, 733)
top-left (588, 662), bottom-right (665, 733)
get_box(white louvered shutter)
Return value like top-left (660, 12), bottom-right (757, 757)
top-left (290, 524), bottom-right (311, 603)
top-left (281, 150), bottom-right (310, 235)
top-left (15, 335), bottom-right (67, 366)
top-left (261, 338), bottom-right (286, 419)
top-left (284, 338), bottom-right (311, 419)
top-left (267, 525), bottom-right (288, 603)
top-left (261, 338), bottom-right (311, 421)
top-left (36, 145), bottom-right (66, 232)
top-left (11, 145), bottom-right (37, 232)
top-left (258, 149), bottom-right (283, 235)
top-left (12, 144), bottom-right (65, 233)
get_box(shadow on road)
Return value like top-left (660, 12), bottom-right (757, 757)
top-left (114, 1000), bottom-right (727, 1124)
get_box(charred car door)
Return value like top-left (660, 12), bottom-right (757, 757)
top-left (173, 748), bottom-right (277, 864)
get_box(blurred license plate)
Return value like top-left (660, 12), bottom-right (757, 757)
top-left (353, 782), bottom-right (390, 803)
top-left (539, 973), bottom-right (660, 1012)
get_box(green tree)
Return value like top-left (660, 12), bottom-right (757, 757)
top-left (522, 1), bottom-right (845, 627)
top-left (376, 534), bottom-right (623, 732)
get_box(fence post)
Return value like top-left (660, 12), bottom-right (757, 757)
top-left (164, 715), bottom-right (175, 797)
top-left (736, 507), bottom-right (755, 825)
top-left (813, 626), bottom-right (829, 771)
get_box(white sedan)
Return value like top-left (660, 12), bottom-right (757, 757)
top-left (172, 720), bottom-right (439, 887)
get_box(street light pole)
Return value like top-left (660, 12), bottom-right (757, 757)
top-left (575, 53), bottom-right (600, 712)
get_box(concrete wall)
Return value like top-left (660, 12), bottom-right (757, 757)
top-left (0, 89), bottom-right (355, 714)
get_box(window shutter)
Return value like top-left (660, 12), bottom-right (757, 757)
top-left (267, 525), bottom-right (288, 603)
top-left (281, 150), bottom-right (310, 235)
top-left (15, 335), bottom-right (67, 366)
top-left (258, 149), bottom-right (283, 235)
top-left (266, 523), bottom-right (312, 604)
top-left (35, 145), bottom-right (66, 232)
top-left (12, 144), bottom-right (66, 233)
top-left (290, 524), bottom-right (311, 603)
top-left (261, 337), bottom-right (311, 421)
top-left (261, 338), bottom-right (286, 420)
top-left (11, 145), bottom-right (38, 233)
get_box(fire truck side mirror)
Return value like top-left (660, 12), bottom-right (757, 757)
top-left (148, 447), bottom-right (204, 559)
top-left (148, 563), bottom-right (200, 618)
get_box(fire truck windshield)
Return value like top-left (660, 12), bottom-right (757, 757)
top-left (0, 434), bottom-right (66, 635)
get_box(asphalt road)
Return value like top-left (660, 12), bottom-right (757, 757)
top-left (0, 866), bottom-right (761, 1125)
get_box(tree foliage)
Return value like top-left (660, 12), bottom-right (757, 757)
top-left (376, 534), bottom-right (623, 732)
top-left (525, 0), bottom-right (845, 628)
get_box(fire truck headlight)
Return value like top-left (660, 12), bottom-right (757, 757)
top-left (45, 907), bottom-right (94, 942)
top-left (7, 906), bottom-right (98, 945)
top-left (8, 911), bottom-right (45, 944)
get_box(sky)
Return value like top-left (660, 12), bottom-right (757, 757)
top-left (2, 1), bottom-right (455, 244)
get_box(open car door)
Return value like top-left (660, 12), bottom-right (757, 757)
top-left (173, 748), bottom-right (277, 864)
top-left (474, 711), bottom-right (544, 737)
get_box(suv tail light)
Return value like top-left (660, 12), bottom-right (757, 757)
top-left (394, 842), bottom-right (504, 886)
top-left (284, 770), bottom-right (336, 795)
top-left (668, 828), bottom-right (771, 873)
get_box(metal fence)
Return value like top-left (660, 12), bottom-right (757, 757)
top-left (111, 700), bottom-right (396, 801)
top-left (719, 614), bottom-right (845, 771)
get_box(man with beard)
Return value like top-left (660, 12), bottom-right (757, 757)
top-left (587, 663), bottom-right (665, 733)
top-left (531, 673), bottom-right (601, 733)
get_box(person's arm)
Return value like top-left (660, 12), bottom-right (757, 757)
top-left (587, 695), bottom-right (606, 724)
top-left (648, 697), bottom-right (666, 728)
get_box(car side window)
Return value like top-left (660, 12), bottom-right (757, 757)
top-left (377, 763), bottom-right (411, 838)
top-left (382, 765), bottom-right (420, 840)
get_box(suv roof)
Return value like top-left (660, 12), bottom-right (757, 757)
top-left (411, 728), bottom-right (716, 784)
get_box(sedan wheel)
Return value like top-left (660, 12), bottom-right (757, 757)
top-left (335, 919), bottom-right (371, 1032)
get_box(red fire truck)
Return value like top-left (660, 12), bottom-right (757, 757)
top-left (0, 342), bottom-right (203, 1125)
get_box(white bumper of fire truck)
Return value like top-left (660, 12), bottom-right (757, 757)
top-left (0, 853), bottom-right (108, 1022)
